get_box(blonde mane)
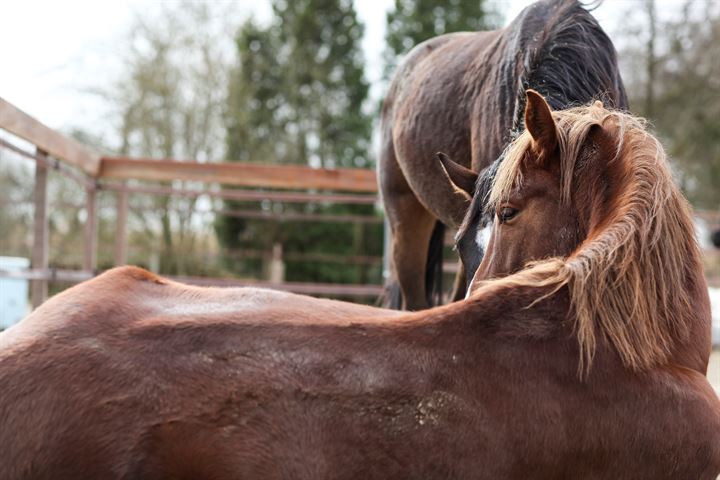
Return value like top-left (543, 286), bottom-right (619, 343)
top-left (478, 104), bottom-right (702, 375)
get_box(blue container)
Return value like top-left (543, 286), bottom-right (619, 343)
top-left (0, 256), bottom-right (30, 329)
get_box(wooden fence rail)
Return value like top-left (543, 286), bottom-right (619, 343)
top-left (0, 97), bottom-right (386, 308)
top-left (100, 156), bottom-right (377, 192)
top-left (0, 98), bottom-right (101, 175)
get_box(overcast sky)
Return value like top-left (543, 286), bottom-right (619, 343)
top-left (0, 0), bottom-right (634, 146)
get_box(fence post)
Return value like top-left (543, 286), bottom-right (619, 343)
top-left (114, 187), bottom-right (128, 265)
top-left (83, 184), bottom-right (98, 272)
top-left (269, 243), bottom-right (285, 284)
top-left (30, 148), bottom-right (49, 308)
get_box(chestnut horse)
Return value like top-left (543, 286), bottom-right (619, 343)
top-left (1, 94), bottom-right (718, 479)
top-left (379, 0), bottom-right (628, 310)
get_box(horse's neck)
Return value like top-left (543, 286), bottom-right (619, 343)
top-left (435, 283), bottom-right (570, 341)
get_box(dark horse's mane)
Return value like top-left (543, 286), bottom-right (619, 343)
top-left (456, 0), bottom-right (628, 242)
top-left (506, 0), bottom-right (628, 129)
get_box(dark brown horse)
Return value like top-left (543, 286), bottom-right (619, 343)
top-left (1, 94), bottom-right (718, 479)
top-left (379, 0), bottom-right (628, 310)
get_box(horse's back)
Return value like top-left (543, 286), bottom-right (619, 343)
top-left (4, 266), bottom-right (398, 336)
top-left (381, 30), bottom-right (501, 171)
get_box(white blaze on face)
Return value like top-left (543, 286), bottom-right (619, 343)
top-left (476, 219), bottom-right (494, 253)
top-left (466, 219), bottom-right (494, 299)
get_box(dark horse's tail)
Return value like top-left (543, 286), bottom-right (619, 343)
top-left (424, 221), bottom-right (445, 307)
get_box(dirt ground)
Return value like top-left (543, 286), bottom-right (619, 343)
top-left (709, 350), bottom-right (720, 392)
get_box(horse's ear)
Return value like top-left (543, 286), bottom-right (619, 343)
top-left (436, 152), bottom-right (477, 197)
top-left (524, 90), bottom-right (558, 163)
top-left (591, 115), bottom-right (621, 160)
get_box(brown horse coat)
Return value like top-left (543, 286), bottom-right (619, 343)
top-left (1, 266), bottom-right (719, 479)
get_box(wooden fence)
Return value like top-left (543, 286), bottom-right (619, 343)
top-left (0, 97), bottom-right (385, 308)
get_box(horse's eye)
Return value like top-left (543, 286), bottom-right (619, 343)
top-left (498, 206), bottom-right (519, 223)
